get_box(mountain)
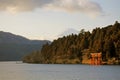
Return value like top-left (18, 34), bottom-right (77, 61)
top-left (0, 31), bottom-right (50, 61)
top-left (58, 28), bottom-right (79, 37)
top-left (23, 21), bottom-right (120, 64)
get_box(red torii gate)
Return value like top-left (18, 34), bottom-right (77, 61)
top-left (90, 52), bottom-right (102, 65)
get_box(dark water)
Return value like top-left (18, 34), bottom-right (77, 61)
top-left (0, 62), bottom-right (120, 80)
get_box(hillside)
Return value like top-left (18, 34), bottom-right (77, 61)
top-left (23, 21), bottom-right (120, 64)
top-left (0, 31), bottom-right (50, 61)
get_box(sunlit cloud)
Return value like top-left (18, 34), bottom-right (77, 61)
top-left (0, 0), bottom-right (103, 17)
top-left (6, 6), bottom-right (18, 14)
top-left (44, 0), bottom-right (102, 17)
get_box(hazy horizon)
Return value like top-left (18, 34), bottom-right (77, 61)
top-left (0, 0), bottom-right (120, 40)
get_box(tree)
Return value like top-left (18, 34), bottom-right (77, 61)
top-left (23, 21), bottom-right (120, 64)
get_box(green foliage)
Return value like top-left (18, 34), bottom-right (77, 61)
top-left (23, 21), bottom-right (120, 64)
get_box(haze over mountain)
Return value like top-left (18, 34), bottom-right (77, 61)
top-left (0, 31), bottom-right (50, 61)
top-left (58, 28), bottom-right (79, 37)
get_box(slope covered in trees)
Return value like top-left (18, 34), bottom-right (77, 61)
top-left (0, 31), bottom-right (50, 61)
top-left (23, 21), bottom-right (120, 64)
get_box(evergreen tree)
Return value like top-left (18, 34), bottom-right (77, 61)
top-left (23, 21), bottom-right (120, 64)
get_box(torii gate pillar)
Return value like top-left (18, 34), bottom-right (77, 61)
top-left (90, 53), bottom-right (102, 65)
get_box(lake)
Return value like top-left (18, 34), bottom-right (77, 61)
top-left (0, 61), bottom-right (120, 80)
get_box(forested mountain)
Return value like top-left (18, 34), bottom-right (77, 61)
top-left (23, 21), bottom-right (120, 64)
top-left (0, 31), bottom-right (50, 61)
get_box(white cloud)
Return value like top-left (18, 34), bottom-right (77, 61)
top-left (0, 0), bottom-right (102, 17)
top-left (44, 0), bottom-right (102, 17)
top-left (0, 0), bottom-right (52, 13)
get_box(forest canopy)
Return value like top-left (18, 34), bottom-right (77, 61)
top-left (23, 21), bottom-right (120, 64)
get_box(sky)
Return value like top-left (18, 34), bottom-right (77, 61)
top-left (0, 0), bottom-right (120, 41)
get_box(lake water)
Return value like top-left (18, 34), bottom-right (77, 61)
top-left (0, 62), bottom-right (120, 80)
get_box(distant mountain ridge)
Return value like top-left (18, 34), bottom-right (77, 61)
top-left (58, 28), bottom-right (79, 37)
top-left (0, 31), bottom-right (50, 61)
top-left (0, 31), bottom-right (50, 44)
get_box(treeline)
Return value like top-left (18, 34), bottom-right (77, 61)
top-left (23, 21), bottom-right (120, 64)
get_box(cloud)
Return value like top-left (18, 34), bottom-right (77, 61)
top-left (44, 0), bottom-right (102, 17)
top-left (0, 0), bottom-right (102, 17)
top-left (0, 0), bottom-right (28, 13)
top-left (0, 0), bottom-right (53, 13)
